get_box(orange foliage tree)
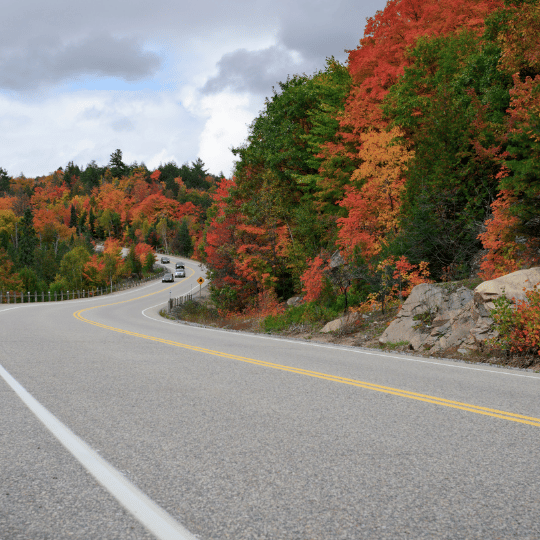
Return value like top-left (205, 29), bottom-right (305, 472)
top-left (337, 127), bottom-right (413, 260)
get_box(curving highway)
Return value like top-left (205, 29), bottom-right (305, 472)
top-left (2, 256), bottom-right (540, 539)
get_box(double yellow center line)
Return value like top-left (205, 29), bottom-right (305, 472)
top-left (74, 291), bottom-right (540, 428)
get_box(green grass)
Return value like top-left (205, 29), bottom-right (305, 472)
top-left (380, 340), bottom-right (409, 350)
top-left (262, 300), bottom-right (346, 333)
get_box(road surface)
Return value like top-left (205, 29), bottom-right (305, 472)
top-left (2, 255), bottom-right (540, 539)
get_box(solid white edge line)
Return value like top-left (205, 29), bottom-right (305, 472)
top-left (0, 363), bottom-right (198, 540)
top-left (140, 303), bottom-right (540, 381)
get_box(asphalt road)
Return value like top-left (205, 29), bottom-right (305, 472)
top-left (2, 256), bottom-right (540, 540)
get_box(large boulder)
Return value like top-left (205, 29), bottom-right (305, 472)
top-left (379, 283), bottom-right (474, 351)
top-left (320, 312), bottom-right (363, 333)
top-left (474, 267), bottom-right (540, 312)
top-left (379, 267), bottom-right (540, 353)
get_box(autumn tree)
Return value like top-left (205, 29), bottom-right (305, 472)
top-left (0, 248), bottom-right (23, 291)
top-left (337, 127), bottom-right (413, 260)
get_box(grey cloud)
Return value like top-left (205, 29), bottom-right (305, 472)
top-left (110, 117), bottom-right (135, 132)
top-left (79, 106), bottom-right (106, 121)
top-left (0, 0), bottom-right (379, 95)
top-left (200, 0), bottom-right (378, 97)
top-left (276, 0), bottom-right (368, 61)
top-left (0, 33), bottom-right (161, 90)
top-left (201, 46), bottom-right (317, 95)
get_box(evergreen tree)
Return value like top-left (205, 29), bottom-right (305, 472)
top-left (178, 219), bottom-right (193, 256)
top-left (69, 205), bottom-right (78, 229)
top-left (0, 167), bottom-right (10, 195)
top-left (63, 161), bottom-right (82, 187)
top-left (18, 207), bottom-right (37, 268)
top-left (88, 208), bottom-right (96, 237)
top-left (80, 160), bottom-right (102, 191)
top-left (78, 210), bottom-right (87, 234)
top-left (109, 149), bottom-right (127, 179)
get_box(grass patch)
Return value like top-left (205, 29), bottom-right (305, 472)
top-left (159, 308), bottom-right (176, 320)
top-left (171, 300), bottom-right (220, 324)
top-left (262, 301), bottom-right (345, 333)
top-left (380, 340), bottom-right (409, 350)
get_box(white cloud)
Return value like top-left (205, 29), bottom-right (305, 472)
top-left (0, 0), bottom-right (389, 178)
top-left (0, 91), bottom-right (203, 176)
top-left (194, 91), bottom-right (261, 176)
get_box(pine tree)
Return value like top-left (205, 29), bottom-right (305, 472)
top-left (178, 218), bottom-right (193, 256)
top-left (89, 208), bottom-right (96, 237)
top-left (18, 207), bottom-right (37, 268)
top-left (69, 205), bottom-right (78, 229)
top-left (109, 149), bottom-right (127, 179)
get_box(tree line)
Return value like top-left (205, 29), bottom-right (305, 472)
top-left (0, 150), bottom-right (219, 294)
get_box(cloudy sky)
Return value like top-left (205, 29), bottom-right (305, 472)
top-left (1, 0), bottom-right (387, 178)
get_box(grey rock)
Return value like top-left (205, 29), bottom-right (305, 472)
top-left (286, 296), bottom-right (304, 307)
top-left (329, 250), bottom-right (346, 269)
top-left (474, 267), bottom-right (540, 304)
top-left (320, 312), bottom-right (361, 333)
top-left (380, 268), bottom-right (540, 353)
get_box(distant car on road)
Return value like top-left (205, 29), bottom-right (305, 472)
top-left (175, 262), bottom-right (185, 269)
top-left (162, 273), bottom-right (174, 282)
top-left (161, 257), bottom-right (170, 264)
top-left (174, 269), bottom-right (185, 278)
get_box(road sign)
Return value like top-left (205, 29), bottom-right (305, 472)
top-left (197, 277), bottom-right (205, 285)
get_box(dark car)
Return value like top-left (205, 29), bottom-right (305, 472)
top-left (161, 256), bottom-right (170, 264)
top-left (162, 272), bottom-right (174, 282)
top-left (175, 262), bottom-right (185, 269)
top-left (174, 269), bottom-right (185, 278)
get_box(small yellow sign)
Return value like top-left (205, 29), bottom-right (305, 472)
top-left (197, 277), bottom-right (205, 285)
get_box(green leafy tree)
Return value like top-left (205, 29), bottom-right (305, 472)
top-left (124, 246), bottom-right (142, 277)
top-left (143, 252), bottom-right (155, 273)
top-left (383, 31), bottom-right (511, 279)
top-left (19, 267), bottom-right (46, 293)
top-left (55, 246), bottom-right (91, 291)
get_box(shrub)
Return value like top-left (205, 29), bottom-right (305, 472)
top-left (491, 285), bottom-right (540, 355)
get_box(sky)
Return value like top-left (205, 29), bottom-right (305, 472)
top-left (1, 0), bottom-right (388, 178)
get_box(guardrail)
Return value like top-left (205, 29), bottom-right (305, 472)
top-left (0, 270), bottom-right (166, 304)
top-left (168, 293), bottom-right (193, 312)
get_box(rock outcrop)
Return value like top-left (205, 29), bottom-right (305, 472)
top-left (379, 267), bottom-right (540, 354)
top-left (320, 312), bottom-right (365, 333)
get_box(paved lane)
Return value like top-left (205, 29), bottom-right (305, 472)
top-left (2, 257), bottom-right (540, 539)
